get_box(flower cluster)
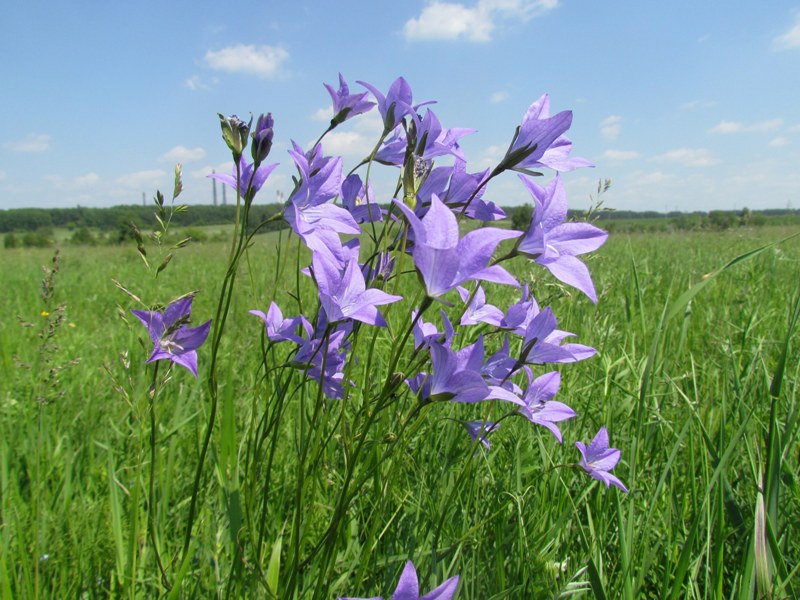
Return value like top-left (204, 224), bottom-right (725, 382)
top-left (131, 73), bottom-right (627, 596)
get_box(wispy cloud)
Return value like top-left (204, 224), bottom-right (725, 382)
top-left (205, 44), bottom-right (289, 78)
top-left (680, 99), bottom-right (716, 110)
top-left (162, 145), bottom-right (207, 163)
top-left (709, 119), bottom-right (783, 134)
top-left (115, 169), bottom-right (169, 190)
top-left (652, 148), bottom-right (720, 167)
top-left (600, 115), bottom-right (622, 141)
top-left (403, 0), bottom-right (558, 42)
top-left (184, 75), bottom-right (214, 91)
top-left (311, 107), bottom-right (332, 122)
top-left (602, 149), bottom-right (639, 161)
top-left (73, 172), bottom-right (99, 187)
top-left (769, 137), bottom-right (790, 147)
top-left (489, 90), bottom-right (509, 103)
top-left (5, 133), bottom-right (51, 153)
top-left (772, 13), bottom-right (800, 51)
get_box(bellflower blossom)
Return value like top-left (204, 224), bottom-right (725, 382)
top-left (514, 175), bottom-right (608, 302)
top-left (462, 420), bottom-right (500, 450)
top-left (426, 338), bottom-right (522, 406)
top-left (499, 94), bottom-right (592, 174)
top-left (249, 302), bottom-right (309, 344)
top-left (325, 73), bottom-right (375, 126)
top-left (340, 560), bottom-right (459, 600)
top-left (283, 142), bottom-right (360, 264)
top-left (131, 297), bottom-right (211, 378)
top-left (457, 285), bottom-right (504, 327)
top-left (357, 76), bottom-right (425, 132)
top-left (208, 159), bottom-right (279, 204)
top-left (517, 371), bottom-right (576, 443)
top-left (312, 252), bottom-right (402, 327)
top-left (394, 194), bottom-right (521, 300)
top-left (575, 427), bottom-right (629, 492)
top-left (342, 174), bottom-right (384, 224)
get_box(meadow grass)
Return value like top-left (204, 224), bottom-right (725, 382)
top-left (1, 225), bottom-right (798, 598)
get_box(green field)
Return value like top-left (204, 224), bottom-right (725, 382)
top-left (1, 225), bottom-right (799, 598)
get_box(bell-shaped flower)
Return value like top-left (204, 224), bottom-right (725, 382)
top-left (249, 302), bottom-right (309, 344)
top-left (515, 175), bottom-right (607, 302)
top-left (499, 94), bottom-right (592, 174)
top-left (518, 371), bottom-right (576, 443)
top-left (427, 337), bottom-right (523, 406)
top-left (312, 252), bottom-right (402, 327)
top-left (339, 560), bottom-right (459, 600)
top-left (131, 296), bottom-right (211, 378)
top-left (393, 194), bottom-right (521, 300)
top-left (462, 420), bottom-right (500, 450)
top-left (324, 73), bottom-right (375, 127)
top-left (457, 285), bottom-right (504, 327)
top-left (575, 427), bottom-right (629, 492)
top-left (342, 174), bottom-right (384, 224)
top-left (357, 76), bottom-right (430, 132)
top-left (208, 159), bottom-right (279, 204)
top-left (283, 142), bottom-right (360, 264)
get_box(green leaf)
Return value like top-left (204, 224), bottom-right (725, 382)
top-left (266, 528), bottom-right (284, 597)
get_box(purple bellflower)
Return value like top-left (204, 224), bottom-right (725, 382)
top-left (518, 371), bottom-right (576, 443)
top-left (462, 420), bottom-right (501, 450)
top-left (514, 175), bottom-right (607, 302)
top-left (291, 329), bottom-right (349, 400)
top-left (342, 174), bottom-right (384, 224)
top-left (412, 308), bottom-right (456, 350)
top-left (457, 285), bottom-right (504, 327)
top-left (249, 302), bottom-right (309, 344)
top-left (208, 159), bottom-right (279, 204)
top-left (312, 252), bottom-right (402, 327)
top-left (427, 338), bottom-right (523, 406)
top-left (283, 142), bottom-right (360, 264)
top-left (340, 560), bottom-right (459, 600)
top-left (325, 73), bottom-right (375, 127)
top-left (575, 426), bottom-right (629, 492)
top-left (131, 296), bottom-right (211, 378)
top-left (375, 109), bottom-right (473, 164)
top-left (357, 77), bottom-right (423, 132)
top-left (393, 194), bottom-right (521, 300)
top-left (251, 112), bottom-right (274, 166)
top-left (499, 94), bottom-right (592, 174)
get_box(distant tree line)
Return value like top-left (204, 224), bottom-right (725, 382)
top-left (3, 204), bottom-right (799, 249)
top-left (0, 204), bottom-right (288, 234)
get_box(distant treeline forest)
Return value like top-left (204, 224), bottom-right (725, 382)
top-left (2, 203), bottom-right (799, 248)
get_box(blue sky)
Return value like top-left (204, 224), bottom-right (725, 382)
top-left (2, 1), bottom-right (799, 212)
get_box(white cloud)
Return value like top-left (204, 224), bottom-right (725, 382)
top-left (652, 148), bottom-right (720, 167)
top-left (0, 170), bottom-right (6, 181)
top-left (772, 13), bottom-right (800, 50)
top-left (73, 172), bottom-right (99, 187)
top-left (709, 119), bottom-right (783, 134)
top-left (788, 124), bottom-right (800, 133)
top-left (600, 115), bottom-right (622, 141)
top-left (403, 0), bottom-right (557, 42)
top-left (602, 149), bottom-right (639, 161)
top-left (162, 145), bottom-right (206, 163)
top-left (185, 75), bottom-right (212, 91)
top-left (115, 169), bottom-right (169, 190)
top-left (490, 90), bottom-right (509, 103)
top-left (769, 137), bottom-right (790, 147)
top-left (680, 99), bottom-right (716, 110)
top-left (204, 44), bottom-right (289, 78)
top-left (311, 107), bottom-right (332, 122)
top-left (5, 133), bottom-right (51, 153)
top-left (314, 131), bottom-right (372, 158)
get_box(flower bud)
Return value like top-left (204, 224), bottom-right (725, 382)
top-left (251, 113), bottom-right (274, 166)
top-left (218, 114), bottom-right (251, 162)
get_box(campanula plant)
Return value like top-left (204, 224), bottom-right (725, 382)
top-left (124, 72), bottom-right (622, 598)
